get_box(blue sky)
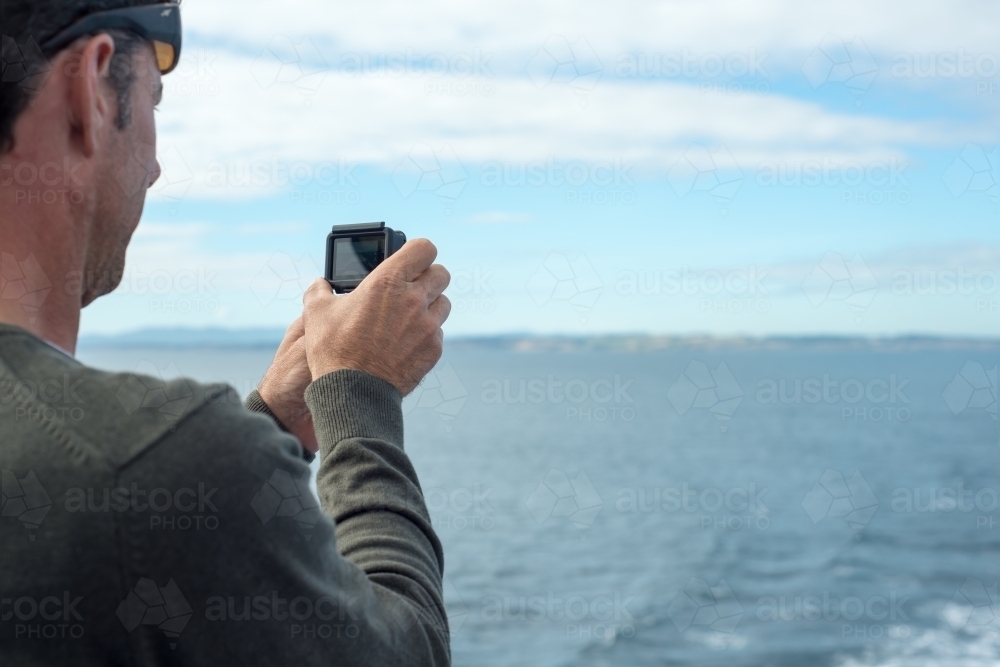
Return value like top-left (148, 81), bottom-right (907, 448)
top-left (81, 0), bottom-right (1000, 338)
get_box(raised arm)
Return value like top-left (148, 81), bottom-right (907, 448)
top-left (206, 238), bottom-right (454, 664)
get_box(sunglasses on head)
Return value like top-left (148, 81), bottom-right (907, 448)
top-left (42, 2), bottom-right (182, 74)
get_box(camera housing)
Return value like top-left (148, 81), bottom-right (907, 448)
top-left (325, 222), bottom-right (407, 293)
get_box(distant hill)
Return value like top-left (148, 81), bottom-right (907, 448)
top-left (77, 328), bottom-right (1000, 352)
top-left (448, 334), bottom-right (1000, 353)
top-left (78, 327), bottom-right (287, 349)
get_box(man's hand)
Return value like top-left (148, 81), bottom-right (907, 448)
top-left (257, 317), bottom-right (319, 453)
top-left (302, 238), bottom-right (451, 396)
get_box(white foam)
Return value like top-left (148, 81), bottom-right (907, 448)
top-left (834, 625), bottom-right (1000, 667)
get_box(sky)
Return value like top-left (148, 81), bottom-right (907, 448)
top-left (80, 0), bottom-right (1000, 338)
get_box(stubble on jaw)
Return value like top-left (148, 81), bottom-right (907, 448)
top-left (79, 130), bottom-right (147, 308)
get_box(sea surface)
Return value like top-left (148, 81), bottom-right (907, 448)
top-left (78, 342), bottom-right (1000, 667)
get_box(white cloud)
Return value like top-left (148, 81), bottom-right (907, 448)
top-left (138, 0), bottom-right (1000, 202)
top-left (153, 57), bottom-right (974, 201)
top-left (184, 0), bottom-right (1000, 63)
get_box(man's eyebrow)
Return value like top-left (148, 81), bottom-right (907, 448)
top-left (153, 82), bottom-right (164, 106)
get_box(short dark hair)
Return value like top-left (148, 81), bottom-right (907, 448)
top-left (0, 1), bottom-right (154, 153)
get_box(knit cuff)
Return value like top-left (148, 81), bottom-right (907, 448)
top-left (304, 369), bottom-right (404, 452)
top-left (244, 389), bottom-right (316, 463)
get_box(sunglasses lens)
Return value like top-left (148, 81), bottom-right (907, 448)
top-left (153, 40), bottom-right (176, 73)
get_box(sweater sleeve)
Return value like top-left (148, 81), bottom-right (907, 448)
top-left (244, 388), bottom-right (316, 463)
top-left (115, 370), bottom-right (449, 666)
top-left (306, 369), bottom-right (449, 658)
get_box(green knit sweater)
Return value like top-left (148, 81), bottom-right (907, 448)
top-left (0, 323), bottom-right (448, 665)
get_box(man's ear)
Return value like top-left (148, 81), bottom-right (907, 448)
top-left (67, 34), bottom-right (117, 158)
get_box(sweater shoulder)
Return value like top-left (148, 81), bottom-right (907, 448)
top-left (0, 329), bottom-right (291, 468)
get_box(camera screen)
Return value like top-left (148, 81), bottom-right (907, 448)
top-left (333, 236), bottom-right (385, 279)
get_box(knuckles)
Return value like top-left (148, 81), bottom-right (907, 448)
top-left (404, 287), bottom-right (427, 312)
top-left (422, 316), bottom-right (441, 340)
top-left (437, 294), bottom-right (452, 322)
top-left (302, 278), bottom-right (332, 306)
top-left (368, 271), bottom-right (399, 294)
top-left (432, 264), bottom-right (452, 289)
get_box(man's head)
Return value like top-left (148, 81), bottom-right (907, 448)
top-left (1, 1), bottom-right (176, 306)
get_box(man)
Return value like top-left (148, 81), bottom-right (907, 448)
top-left (0, 1), bottom-right (452, 665)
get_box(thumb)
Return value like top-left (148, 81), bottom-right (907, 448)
top-left (303, 277), bottom-right (334, 309)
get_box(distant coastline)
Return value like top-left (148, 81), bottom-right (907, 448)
top-left (77, 328), bottom-right (1000, 352)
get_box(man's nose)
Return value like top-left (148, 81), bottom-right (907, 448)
top-left (148, 159), bottom-right (162, 189)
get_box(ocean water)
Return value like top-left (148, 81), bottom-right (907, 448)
top-left (77, 343), bottom-right (1000, 667)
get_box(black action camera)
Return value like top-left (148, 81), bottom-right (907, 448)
top-left (325, 222), bottom-right (406, 293)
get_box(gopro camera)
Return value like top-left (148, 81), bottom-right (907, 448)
top-left (325, 222), bottom-right (406, 293)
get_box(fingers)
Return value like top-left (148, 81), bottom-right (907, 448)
top-left (286, 316), bottom-right (304, 337)
top-left (415, 264), bottom-right (450, 302)
top-left (303, 277), bottom-right (334, 309)
top-left (380, 238), bottom-right (437, 282)
top-left (274, 316), bottom-right (305, 354)
top-left (428, 294), bottom-right (452, 326)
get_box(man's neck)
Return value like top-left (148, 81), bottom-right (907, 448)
top-left (0, 194), bottom-right (85, 356)
top-left (0, 296), bottom-right (81, 356)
